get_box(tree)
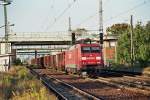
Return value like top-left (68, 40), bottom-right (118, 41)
top-left (107, 23), bottom-right (130, 64)
top-left (133, 22), bottom-right (150, 66)
top-left (117, 32), bottom-right (131, 64)
top-left (106, 23), bottom-right (130, 35)
top-left (107, 21), bottom-right (150, 66)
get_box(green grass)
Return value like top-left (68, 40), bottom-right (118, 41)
top-left (0, 66), bottom-right (57, 100)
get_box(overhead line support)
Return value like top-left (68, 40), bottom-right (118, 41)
top-left (99, 0), bottom-right (103, 45)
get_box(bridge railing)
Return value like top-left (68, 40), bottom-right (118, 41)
top-left (0, 32), bottom-right (72, 42)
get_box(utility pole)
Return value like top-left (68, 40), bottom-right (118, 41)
top-left (35, 50), bottom-right (37, 60)
top-left (68, 17), bottom-right (75, 45)
top-left (99, 0), bottom-right (103, 45)
top-left (68, 17), bottom-right (72, 32)
top-left (99, 0), bottom-right (104, 66)
top-left (130, 15), bottom-right (134, 67)
top-left (99, 0), bottom-right (103, 32)
top-left (4, 0), bottom-right (9, 54)
top-left (0, 1), bottom-right (11, 99)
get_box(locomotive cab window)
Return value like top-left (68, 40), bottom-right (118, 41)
top-left (81, 47), bottom-right (91, 53)
top-left (91, 47), bottom-right (101, 53)
top-left (81, 46), bottom-right (100, 53)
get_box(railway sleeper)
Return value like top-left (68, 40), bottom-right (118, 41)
top-left (98, 77), bottom-right (150, 95)
top-left (29, 68), bottom-right (100, 100)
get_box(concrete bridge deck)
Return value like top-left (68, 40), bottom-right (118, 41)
top-left (0, 32), bottom-right (72, 45)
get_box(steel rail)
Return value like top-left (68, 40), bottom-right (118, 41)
top-left (29, 68), bottom-right (101, 100)
top-left (48, 75), bottom-right (101, 100)
top-left (97, 77), bottom-right (150, 95)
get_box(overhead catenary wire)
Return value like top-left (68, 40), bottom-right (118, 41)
top-left (46, 0), bottom-right (111, 31)
top-left (75, 0), bottom-right (112, 28)
top-left (39, 0), bottom-right (55, 30)
top-left (45, 0), bottom-right (77, 31)
top-left (42, 0), bottom-right (149, 33)
top-left (75, 12), bottom-right (97, 28)
top-left (75, 0), bottom-right (149, 29)
top-left (104, 0), bottom-right (150, 23)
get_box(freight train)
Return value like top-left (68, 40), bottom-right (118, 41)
top-left (30, 42), bottom-right (104, 75)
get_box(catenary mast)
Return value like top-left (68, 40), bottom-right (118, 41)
top-left (99, 0), bottom-right (103, 45)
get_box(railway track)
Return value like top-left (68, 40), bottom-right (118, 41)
top-left (98, 75), bottom-right (150, 95)
top-left (99, 69), bottom-right (150, 90)
top-left (47, 70), bottom-right (150, 100)
top-left (123, 75), bottom-right (150, 84)
top-left (122, 76), bottom-right (150, 87)
top-left (101, 69), bottom-right (142, 76)
top-left (29, 68), bottom-right (100, 100)
top-left (98, 69), bottom-right (150, 92)
top-left (29, 68), bottom-right (150, 100)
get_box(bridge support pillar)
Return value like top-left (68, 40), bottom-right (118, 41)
top-left (11, 49), bottom-right (16, 63)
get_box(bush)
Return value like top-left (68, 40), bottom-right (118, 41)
top-left (0, 66), bottom-right (57, 100)
top-left (13, 58), bottom-right (22, 65)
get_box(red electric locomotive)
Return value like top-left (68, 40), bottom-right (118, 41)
top-left (65, 43), bottom-right (104, 74)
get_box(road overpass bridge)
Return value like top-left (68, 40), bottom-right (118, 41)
top-left (0, 32), bottom-right (72, 45)
top-left (0, 32), bottom-right (73, 61)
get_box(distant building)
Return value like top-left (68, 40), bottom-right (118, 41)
top-left (103, 34), bottom-right (118, 66)
top-left (0, 54), bottom-right (13, 72)
top-left (0, 43), bottom-right (12, 72)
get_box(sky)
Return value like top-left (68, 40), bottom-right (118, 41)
top-left (0, 0), bottom-right (150, 36)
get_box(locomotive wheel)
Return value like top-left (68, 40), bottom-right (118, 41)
top-left (65, 69), bottom-right (68, 75)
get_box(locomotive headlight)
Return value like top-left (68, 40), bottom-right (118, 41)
top-left (96, 57), bottom-right (101, 60)
top-left (82, 57), bottom-right (86, 60)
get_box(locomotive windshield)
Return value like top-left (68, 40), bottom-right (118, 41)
top-left (81, 46), bottom-right (100, 53)
top-left (91, 47), bottom-right (100, 53)
top-left (81, 47), bottom-right (91, 53)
